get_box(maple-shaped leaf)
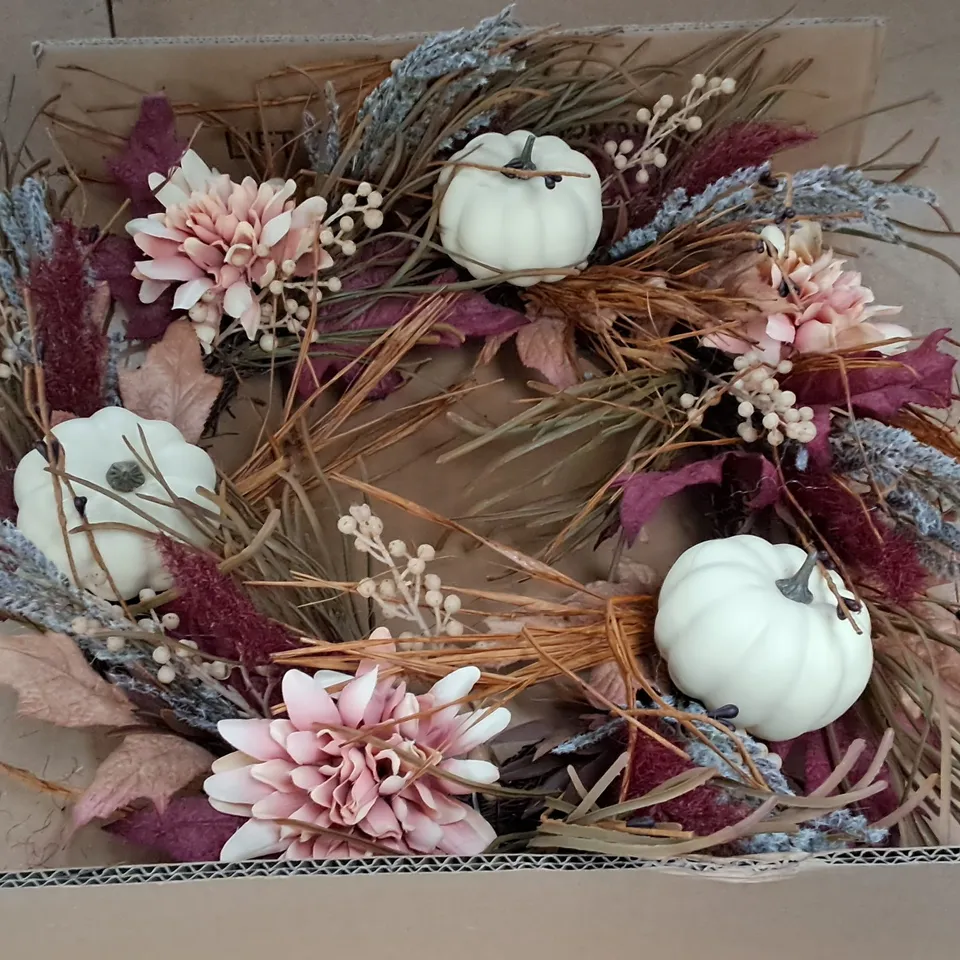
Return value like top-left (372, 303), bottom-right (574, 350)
top-left (91, 234), bottom-right (176, 341)
top-left (106, 94), bottom-right (187, 216)
top-left (107, 796), bottom-right (244, 862)
top-left (515, 308), bottom-right (580, 389)
top-left (118, 320), bottom-right (223, 442)
top-left (73, 732), bottom-right (214, 827)
top-left (0, 632), bottom-right (137, 728)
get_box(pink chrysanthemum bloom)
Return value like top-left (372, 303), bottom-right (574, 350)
top-left (126, 150), bottom-right (331, 346)
top-left (204, 631), bottom-right (509, 861)
top-left (705, 221), bottom-right (909, 363)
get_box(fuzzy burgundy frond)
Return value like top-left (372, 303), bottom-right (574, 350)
top-left (788, 468), bottom-right (926, 603)
top-left (28, 221), bottom-right (108, 418)
top-left (670, 122), bottom-right (817, 199)
top-left (156, 536), bottom-right (299, 667)
top-left (107, 95), bottom-right (187, 216)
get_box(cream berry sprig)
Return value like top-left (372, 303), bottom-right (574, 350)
top-left (604, 73), bottom-right (738, 185)
top-left (337, 504), bottom-right (465, 642)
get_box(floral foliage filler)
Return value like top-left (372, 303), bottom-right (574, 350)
top-left (2, 11), bottom-right (960, 867)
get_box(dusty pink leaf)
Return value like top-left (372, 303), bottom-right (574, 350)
top-left (118, 320), bottom-right (222, 442)
top-left (73, 732), bottom-right (214, 827)
top-left (515, 309), bottom-right (580, 388)
top-left (0, 632), bottom-right (136, 728)
top-left (50, 410), bottom-right (78, 427)
top-left (106, 796), bottom-right (244, 862)
top-left (616, 452), bottom-right (780, 544)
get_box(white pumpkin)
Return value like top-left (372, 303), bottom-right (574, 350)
top-left (14, 407), bottom-right (219, 601)
top-left (654, 535), bottom-right (873, 741)
top-left (436, 130), bottom-right (603, 287)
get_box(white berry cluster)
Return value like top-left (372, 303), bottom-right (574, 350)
top-left (74, 588), bottom-right (232, 686)
top-left (730, 351), bottom-right (817, 446)
top-left (254, 183), bottom-right (384, 354)
top-left (679, 351), bottom-right (817, 449)
top-left (604, 74), bottom-right (737, 185)
top-left (337, 504), bottom-right (464, 645)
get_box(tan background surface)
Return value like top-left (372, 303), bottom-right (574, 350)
top-left (1, 2), bottom-right (959, 872)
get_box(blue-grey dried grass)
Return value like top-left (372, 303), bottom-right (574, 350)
top-left (608, 163), bottom-right (938, 260)
top-left (0, 177), bottom-right (53, 274)
top-left (831, 418), bottom-right (960, 565)
top-left (0, 521), bottom-right (243, 733)
top-left (303, 82), bottom-right (341, 177)
top-left (662, 697), bottom-right (888, 853)
top-left (351, 6), bottom-right (525, 178)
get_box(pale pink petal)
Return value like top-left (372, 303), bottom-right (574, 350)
top-left (438, 758), bottom-right (501, 785)
top-left (313, 669), bottom-right (353, 691)
top-left (268, 719), bottom-right (296, 749)
top-left (204, 767), bottom-right (275, 805)
top-left (361, 797), bottom-right (402, 840)
top-left (178, 149), bottom-right (215, 192)
top-left (392, 796), bottom-right (445, 853)
top-left (395, 692), bottom-right (421, 740)
top-left (446, 706), bottom-right (511, 755)
top-left (793, 319), bottom-right (835, 354)
top-left (261, 179), bottom-right (298, 222)
top-left (218, 718), bottom-right (289, 761)
top-left (336, 667), bottom-right (380, 728)
top-left (154, 179), bottom-right (190, 208)
top-left (249, 758), bottom-right (297, 792)
top-left (435, 805), bottom-right (497, 855)
top-left (207, 797), bottom-right (251, 817)
top-left (133, 234), bottom-right (183, 260)
top-left (220, 819), bottom-right (286, 861)
top-left (172, 276), bottom-right (216, 310)
top-left (125, 217), bottom-right (187, 241)
top-left (291, 196), bottom-right (329, 229)
top-left (224, 243), bottom-right (255, 268)
top-left (182, 237), bottom-right (225, 269)
top-left (765, 312), bottom-right (796, 344)
top-left (250, 791), bottom-right (304, 820)
top-left (290, 766), bottom-right (327, 792)
top-left (210, 752), bottom-right (254, 774)
top-left (135, 257), bottom-right (205, 282)
top-left (285, 730), bottom-right (324, 765)
top-left (428, 666), bottom-right (480, 707)
top-left (260, 210), bottom-right (292, 249)
top-left (282, 669), bottom-right (341, 730)
top-left (223, 280), bottom-right (255, 319)
top-left (239, 301), bottom-right (262, 340)
top-left (138, 279), bottom-right (171, 304)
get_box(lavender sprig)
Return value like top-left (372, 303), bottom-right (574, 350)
top-left (607, 163), bottom-right (938, 260)
top-left (0, 522), bottom-right (243, 732)
top-left (351, 6), bottom-right (525, 178)
top-left (303, 82), bottom-right (341, 176)
top-left (661, 697), bottom-right (888, 854)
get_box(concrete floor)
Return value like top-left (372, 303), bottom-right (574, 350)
top-left (1, 1), bottom-right (959, 870)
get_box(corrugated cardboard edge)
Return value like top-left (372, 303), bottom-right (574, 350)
top-left (32, 17), bottom-right (886, 57)
top-left (2, 846), bottom-right (958, 889)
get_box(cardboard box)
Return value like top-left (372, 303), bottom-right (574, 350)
top-left (5, 18), bottom-right (958, 958)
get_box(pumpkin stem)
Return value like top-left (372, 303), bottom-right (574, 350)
top-left (106, 460), bottom-right (146, 493)
top-left (775, 550), bottom-right (819, 604)
top-left (503, 134), bottom-right (538, 176)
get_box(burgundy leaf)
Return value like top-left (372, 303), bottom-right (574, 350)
top-left (107, 796), bottom-right (243, 862)
top-left (107, 95), bottom-right (187, 216)
top-left (29, 221), bottom-right (108, 417)
top-left (515, 309), bottom-right (579, 388)
top-left (297, 343), bottom-right (405, 401)
top-left (786, 329), bottom-right (955, 418)
top-left (616, 452), bottom-right (780, 545)
top-left (91, 234), bottom-right (176, 341)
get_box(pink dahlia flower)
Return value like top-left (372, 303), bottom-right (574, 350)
top-left (705, 221), bottom-right (909, 363)
top-left (204, 631), bottom-right (509, 861)
top-left (126, 150), bottom-right (331, 344)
